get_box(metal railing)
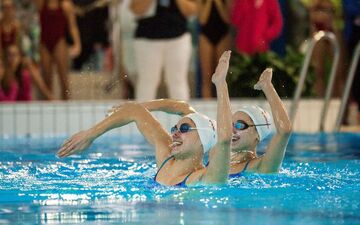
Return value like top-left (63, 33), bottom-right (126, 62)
top-left (335, 41), bottom-right (360, 131)
top-left (289, 31), bottom-right (340, 131)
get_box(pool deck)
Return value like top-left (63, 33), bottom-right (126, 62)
top-left (340, 125), bottom-right (360, 132)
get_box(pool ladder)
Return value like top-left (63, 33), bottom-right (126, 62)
top-left (289, 31), bottom-right (360, 132)
top-left (289, 31), bottom-right (340, 132)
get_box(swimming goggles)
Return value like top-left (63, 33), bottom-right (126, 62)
top-left (234, 120), bottom-right (270, 130)
top-left (171, 123), bottom-right (197, 134)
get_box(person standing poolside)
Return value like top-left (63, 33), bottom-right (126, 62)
top-left (227, 68), bottom-right (292, 176)
top-left (197, 0), bottom-right (231, 98)
top-left (0, 56), bottom-right (19, 101)
top-left (130, 0), bottom-right (197, 101)
top-left (343, 0), bottom-right (360, 123)
top-left (230, 0), bottom-right (283, 55)
top-left (4, 44), bottom-right (54, 101)
top-left (35, 0), bottom-right (81, 100)
top-left (307, 0), bottom-right (339, 97)
top-left (0, 0), bottom-right (21, 57)
top-left (57, 51), bottom-right (233, 186)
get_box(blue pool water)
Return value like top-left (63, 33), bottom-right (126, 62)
top-left (0, 133), bottom-right (359, 224)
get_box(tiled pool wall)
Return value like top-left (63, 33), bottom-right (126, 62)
top-left (0, 99), bottom-right (341, 138)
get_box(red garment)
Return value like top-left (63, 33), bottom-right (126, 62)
top-left (230, 0), bottom-right (283, 55)
top-left (16, 69), bottom-right (31, 101)
top-left (0, 80), bottom-right (18, 101)
top-left (40, 0), bottom-right (68, 52)
top-left (0, 69), bottom-right (32, 102)
top-left (0, 24), bottom-right (17, 51)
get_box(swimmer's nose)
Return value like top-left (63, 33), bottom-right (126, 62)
top-left (172, 130), bottom-right (181, 138)
top-left (232, 124), bottom-right (237, 133)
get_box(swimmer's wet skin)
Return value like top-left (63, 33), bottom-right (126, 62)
top-left (226, 68), bottom-right (292, 175)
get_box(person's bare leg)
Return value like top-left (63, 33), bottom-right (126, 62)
top-left (40, 44), bottom-right (54, 97)
top-left (199, 35), bottom-right (215, 99)
top-left (312, 41), bottom-right (326, 97)
top-left (215, 33), bottom-right (231, 70)
top-left (53, 39), bottom-right (70, 100)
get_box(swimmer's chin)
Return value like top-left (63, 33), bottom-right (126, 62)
top-left (231, 136), bottom-right (241, 147)
top-left (169, 142), bottom-right (183, 154)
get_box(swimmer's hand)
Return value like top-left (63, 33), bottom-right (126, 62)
top-left (212, 50), bottom-right (231, 85)
top-left (254, 68), bottom-right (273, 90)
top-left (57, 130), bottom-right (94, 157)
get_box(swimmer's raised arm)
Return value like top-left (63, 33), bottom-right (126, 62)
top-left (142, 99), bottom-right (196, 116)
top-left (202, 50), bottom-right (232, 184)
top-left (108, 99), bottom-right (196, 117)
top-left (253, 68), bottom-right (292, 173)
top-left (57, 102), bottom-right (172, 166)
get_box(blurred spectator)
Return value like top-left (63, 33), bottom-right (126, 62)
top-left (106, 0), bottom-right (136, 99)
top-left (287, 1), bottom-right (310, 49)
top-left (270, 0), bottom-right (286, 56)
top-left (343, 0), bottom-right (360, 122)
top-left (130, 0), bottom-right (197, 101)
top-left (72, 0), bottom-right (109, 71)
top-left (198, 0), bottom-right (231, 98)
top-left (230, 0), bottom-right (283, 55)
top-left (3, 44), bottom-right (54, 101)
top-left (0, 0), bottom-right (21, 57)
top-left (36, 0), bottom-right (81, 100)
top-left (307, 0), bottom-right (338, 96)
top-left (15, 0), bottom-right (41, 63)
top-left (309, 0), bottom-right (335, 33)
top-left (0, 55), bottom-right (18, 101)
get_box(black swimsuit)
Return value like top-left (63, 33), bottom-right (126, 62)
top-left (200, 0), bottom-right (229, 45)
top-left (154, 156), bottom-right (193, 187)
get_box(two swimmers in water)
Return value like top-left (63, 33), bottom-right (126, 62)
top-left (57, 51), bottom-right (292, 186)
top-left (58, 50), bottom-right (233, 186)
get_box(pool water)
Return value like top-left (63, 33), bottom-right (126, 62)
top-left (0, 133), bottom-right (359, 224)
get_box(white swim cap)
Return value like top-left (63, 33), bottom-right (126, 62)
top-left (236, 106), bottom-right (273, 141)
top-left (185, 113), bottom-right (217, 154)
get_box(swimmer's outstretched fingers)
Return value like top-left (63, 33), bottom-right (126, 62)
top-left (57, 130), bottom-right (94, 157)
top-left (254, 68), bottom-right (273, 90)
top-left (211, 50), bottom-right (231, 85)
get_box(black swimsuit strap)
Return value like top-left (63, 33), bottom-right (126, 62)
top-left (182, 171), bottom-right (193, 183)
top-left (241, 160), bottom-right (251, 173)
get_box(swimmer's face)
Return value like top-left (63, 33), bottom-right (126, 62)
top-left (170, 117), bottom-right (202, 158)
top-left (231, 111), bottom-right (259, 152)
